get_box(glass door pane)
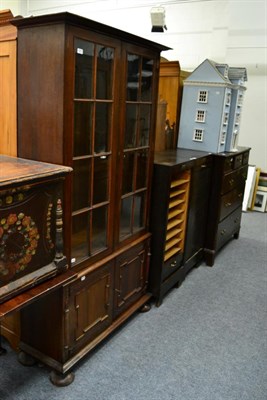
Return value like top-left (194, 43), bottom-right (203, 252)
top-left (72, 158), bottom-right (91, 211)
top-left (92, 206), bottom-right (108, 253)
top-left (96, 45), bottom-right (114, 100)
top-left (141, 57), bottom-right (153, 101)
top-left (133, 192), bottom-right (145, 231)
top-left (72, 212), bottom-right (90, 262)
top-left (125, 104), bottom-right (138, 148)
top-left (127, 54), bottom-right (140, 101)
top-left (93, 156), bottom-right (109, 204)
top-left (120, 196), bottom-right (133, 238)
top-left (74, 102), bottom-right (92, 156)
top-left (75, 39), bottom-right (94, 99)
top-left (136, 150), bottom-right (148, 190)
top-left (121, 153), bottom-right (134, 195)
top-left (139, 104), bottom-right (151, 146)
top-left (95, 103), bottom-right (111, 153)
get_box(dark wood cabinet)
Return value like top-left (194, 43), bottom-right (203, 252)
top-left (11, 12), bottom-right (168, 384)
top-left (204, 147), bottom-right (250, 266)
top-left (149, 149), bottom-right (212, 306)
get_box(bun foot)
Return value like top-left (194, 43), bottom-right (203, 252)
top-left (139, 303), bottom-right (151, 313)
top-left (0, 346), bottom-right (7, 355)
top-left (50, 370), bottom-right (75, 387)
top-left (18, 351), bottom-right (36, 366)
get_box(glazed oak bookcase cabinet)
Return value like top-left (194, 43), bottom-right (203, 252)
top-left (11, 12), bottom-right (168, 385)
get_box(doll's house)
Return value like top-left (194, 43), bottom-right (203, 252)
top-left (177, 59), bottom-right (247, 153)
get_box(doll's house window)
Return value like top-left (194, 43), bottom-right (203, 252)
top-left (197, 90), bottom-right (208, 103)
top-left (193, 129), bottom-right (204, 142)
top-left (196, 110), bottom-right (206, 122)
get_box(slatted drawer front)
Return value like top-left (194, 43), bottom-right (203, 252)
top-left (164, 170), bottom-right (190, 262)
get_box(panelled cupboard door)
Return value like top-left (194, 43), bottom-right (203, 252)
top-left (113, 238), bottom-right (150, 318)
top-left (67, 263), bottom-right (113, 356)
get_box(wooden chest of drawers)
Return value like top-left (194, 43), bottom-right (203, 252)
top-left (204, 147), bottom-right (250, 266)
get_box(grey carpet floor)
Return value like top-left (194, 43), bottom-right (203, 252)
top-left (0, 211), bottom-right (266, 400)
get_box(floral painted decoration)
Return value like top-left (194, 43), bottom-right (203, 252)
top-left (0, 212), bottom-right (40, 281)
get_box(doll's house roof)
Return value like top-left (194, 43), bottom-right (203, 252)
top-left (185, 59), bottom-right (247, 86)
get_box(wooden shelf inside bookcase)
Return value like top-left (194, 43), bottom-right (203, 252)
top-left (165, 236), bottom-right (182, 251)
top-left (166, 227), bottom-right (182, 241)
top-left (164, 246), bottom-right (182, 262)
top-left (170, 188), bottom-right (186, 198)
top-left (169, 198), bottom-right (185, 208)
top-left (170, 178), bottom-right (190, 188)
top-left (168, 208), bottom-right (185, 219)
top-left (167, 218), bottom-right (183, 230)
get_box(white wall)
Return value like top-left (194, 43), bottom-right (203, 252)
top-left (3, 0), bottom-right (267, 170)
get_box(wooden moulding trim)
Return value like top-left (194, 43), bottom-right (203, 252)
top-left (0, 9), bottom-right (14, 25)
top-left (0, 10), bottom-right (18, 41)
top-left (11, 11), bottom-right (170, 53)
top-left (160, 61), bottom-right (181, 77)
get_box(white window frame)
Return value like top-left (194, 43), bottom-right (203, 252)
top-left (225, 92), bottom-right (231, 106)
top-left (223, 112), bottom-right (229, 125)
top-left (195, 109), bottom-right (206, 123)
top-left (235, 114), bottom-right (241, 125)
top-left (193, 129), bottom-right (204, 142)
top-left (197, 90), bottom-right (208, 103)
top-left (220, 131), bottom-right (226, 144)
top-left (237, 94), bottom-right (243, 107)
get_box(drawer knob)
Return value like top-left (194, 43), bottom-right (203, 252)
top-left (220, 229), bottom-right (226, 235)
top-left (170, 260), bottom-right (177, 268)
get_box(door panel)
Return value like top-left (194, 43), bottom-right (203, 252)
top-left (67, 263), bottom-right (113, 355)
top-left (113, 239), bottom-right (150, 318)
